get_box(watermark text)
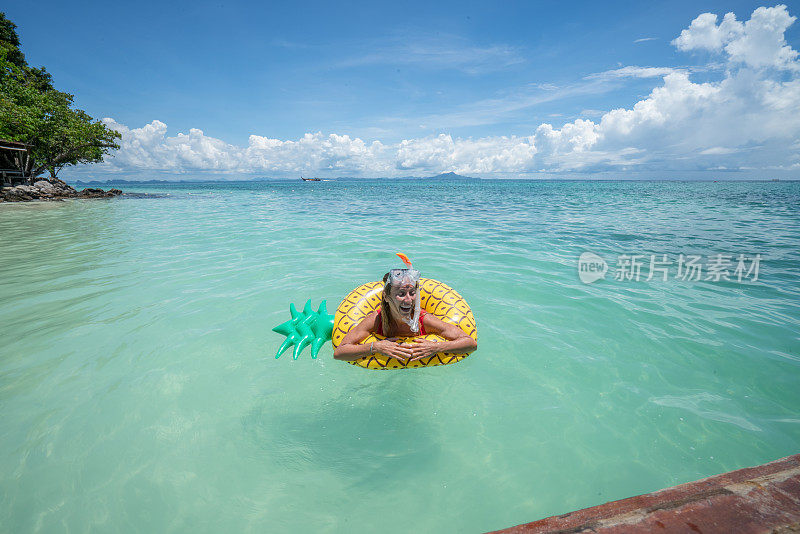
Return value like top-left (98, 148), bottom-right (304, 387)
top-left (578, 253), bottom-right (761, 284)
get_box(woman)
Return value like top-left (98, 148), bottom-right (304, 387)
top-left (333, 268), bottom-right (478, 363)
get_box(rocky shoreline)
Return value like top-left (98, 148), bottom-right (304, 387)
top-left (0, 178), bottom-right (122, 202)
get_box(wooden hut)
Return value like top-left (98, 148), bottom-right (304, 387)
top-left (0, 138), bottom-right (31, 187)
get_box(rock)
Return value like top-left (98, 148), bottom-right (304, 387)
top-left (79, 187), bottom-right (122, 198)
top-left (1, 179), bottom-right (122, 202)
top-left (3, 186), bottom-right (35, 201)
top-left (79, 188), bottom-right (107, 198)
top-left (15, 185), bottom-right (37, 194)
top-left (54, 180), bottom-right (76, 196)
top-left (56, 183), bottom-right (78, 197)
top-left (33, 180), bottom-right (56, 194)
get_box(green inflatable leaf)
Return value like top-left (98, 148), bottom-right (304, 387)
top-left (311, 301), bottom-right (334, 359)
top-left (272, 299), bottom-right (335, 360)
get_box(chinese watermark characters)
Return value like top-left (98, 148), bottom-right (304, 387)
top-left (578, 252), bottom-right (761, 284)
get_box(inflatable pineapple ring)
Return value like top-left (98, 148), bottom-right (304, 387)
top-left (332, 278), bottom-right (477, 370)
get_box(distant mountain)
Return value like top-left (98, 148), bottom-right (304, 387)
top-left (330, 173), bottom-right (479, 180)
top-left (66, 173), bottom-right (480, 184)
top-left (429, 172), bottom-right (478, 180)
top-left (70, 179), bottom-right (173, 185)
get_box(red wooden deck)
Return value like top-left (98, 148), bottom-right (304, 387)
top-left (491, 454), bottom-right (800, 534)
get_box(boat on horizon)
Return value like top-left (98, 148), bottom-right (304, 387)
top-left (301, 176), bottom-right (321, 181)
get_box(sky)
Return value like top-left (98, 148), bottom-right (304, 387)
top-left (5, 0), bottom-right (800, 179)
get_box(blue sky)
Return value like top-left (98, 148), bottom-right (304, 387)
top-left (5, 1), bottom-right (800, 178)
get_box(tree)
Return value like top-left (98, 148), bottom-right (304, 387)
top-left (0, 12), bottom-right (120, 180)
top-left (0, 12), bottom-right (26, 69)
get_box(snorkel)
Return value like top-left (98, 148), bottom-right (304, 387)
top-left (384, 253), bottom-right (422, 334)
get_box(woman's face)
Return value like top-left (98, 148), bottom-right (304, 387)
top-left (386, 283), bottom-right (416, 320)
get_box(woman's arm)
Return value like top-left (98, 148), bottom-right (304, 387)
top-left (408, 315), bottom-right (478, 361)
top-left (332, 312), bottom-right (415, 361)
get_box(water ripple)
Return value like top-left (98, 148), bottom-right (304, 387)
top-left (0, 180), bottom-right (799, 532)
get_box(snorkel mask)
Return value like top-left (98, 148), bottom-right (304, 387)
top-left (387, 253), bottom-right (422, 333)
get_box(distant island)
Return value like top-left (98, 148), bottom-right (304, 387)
top-left (67, 172), bottom-right (480, 185)
top-left (343, 172), bottom-right (479, 181)
top-left (429, 172), bottom-right (479, 180)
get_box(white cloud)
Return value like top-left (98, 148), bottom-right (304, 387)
top-left (101, 121), bottom-right (393, 175)
top-left (336, 35), bottom-right (525, 75)
top-left (673, 5), bottom-right (799, 70)
top-left (101, 119), bottom-right (244, 172)
top-left (376, 78), bottom-right (614, 130)
top-left (700, 147), bottom-right (738, 155)
top-left (672, 12), bottom-right (742, 52)
top-left (586, 66), bottom-right (687, 80)
top-left (395, 134), bottom-right (536, 174)
top-left (519, 4), bottom-right (800, 173)
top-left (92, 5), bottom-right (800, 178)
top-left (244, 133), bottom-right (392, 173)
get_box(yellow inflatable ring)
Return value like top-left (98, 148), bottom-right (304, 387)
top-left (332, 278), bottom-right (477, 370)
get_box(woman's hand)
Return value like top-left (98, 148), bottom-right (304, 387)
top-left (374, 339), bottom-right (414, 362)
top-left (408, 339), bottom-right (441, 362)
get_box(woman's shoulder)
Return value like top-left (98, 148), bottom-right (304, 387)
top-left (361, 309), bottom-right (381, 328)
top-left (420, 311), bottom-right (447, 328)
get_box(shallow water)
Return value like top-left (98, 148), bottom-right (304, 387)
top-left (1, 179), bottom-right (799, 532)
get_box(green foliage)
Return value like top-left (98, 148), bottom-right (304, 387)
top-left (0, 12), bottom-right (120, 178)
top-left (0, 13), bottom-right (25, 68)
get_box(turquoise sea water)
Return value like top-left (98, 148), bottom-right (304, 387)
top-left (1, 179), bottom-right (799, 532)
